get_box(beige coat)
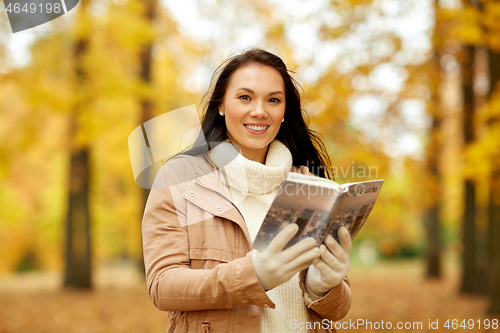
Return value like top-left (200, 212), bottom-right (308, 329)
top-left (142, 152), bottom-right (351, 333)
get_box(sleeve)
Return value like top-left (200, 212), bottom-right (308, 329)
top-left (298, 269), bottom-right (351, 322)
top-left (142, 161), bottom-right (274, 312)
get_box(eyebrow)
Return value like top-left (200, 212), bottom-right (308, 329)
top-left (236, 87), bottom-right (284, 96)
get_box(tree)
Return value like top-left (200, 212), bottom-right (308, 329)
top-left (487, 47), bottom-right (500, 314)
top-left (64, 0), bottom-right (92, 289)
top-left (138, 0), bottom-right (157, 276)
top-left (424, 0), bottom-right (445, 279)
top-left (311, 0), bottom-right (435, 259)
top-left (459, 42), bottom-right (477, 294)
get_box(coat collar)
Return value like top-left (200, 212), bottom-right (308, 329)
top-left (178, 153), bottom-right (252, 246)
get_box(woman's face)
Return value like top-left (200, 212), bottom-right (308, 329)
top-left (220, 64), bottom-right (286, 164)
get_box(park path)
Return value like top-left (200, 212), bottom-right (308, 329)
top-left (0, 259), bottom-right (496, 333)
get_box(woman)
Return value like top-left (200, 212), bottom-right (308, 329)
top-left (142, 49), bottom-right (351, 333)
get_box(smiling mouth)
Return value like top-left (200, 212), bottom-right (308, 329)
top-left (244, 125), bottom-right (270, 131)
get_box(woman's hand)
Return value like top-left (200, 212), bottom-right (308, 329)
top-left (290, 165), bottom-right (317, 176)
top-left (252, 223), bottom-right (321, 291)
top-left (306, 226), bottom-right (351, 297)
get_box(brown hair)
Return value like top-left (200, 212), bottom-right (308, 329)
top-left (176, 48), bottom-right (333, 179)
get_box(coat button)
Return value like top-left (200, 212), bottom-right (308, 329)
top-left (189, 191), bottom-right (195, 196)
top-left (215, 205), bottom-right (221, 211)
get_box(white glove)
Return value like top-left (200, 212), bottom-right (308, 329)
top-left (252, 223), bottom-right (320, 291)
top-left (306, 226), bottom-right (351, 296)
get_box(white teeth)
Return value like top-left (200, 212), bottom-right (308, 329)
top-left (245, 125), bottom-right (269, 131)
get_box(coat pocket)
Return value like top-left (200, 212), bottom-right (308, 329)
top-left (200, 308), bottom-right (232, 332)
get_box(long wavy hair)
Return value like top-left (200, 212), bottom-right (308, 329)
top-left (176, 48), bottom-right (333, 180)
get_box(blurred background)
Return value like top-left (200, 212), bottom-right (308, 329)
top-left (1, 0), bottom-right (500, 332)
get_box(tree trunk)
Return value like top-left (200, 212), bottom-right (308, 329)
top-left (64, 148), bottom-right (92, 289)
top-left (64, 35), bottom-right (92, 289)
top-left (425, 0), bottom-right (442, 279)
top-left (488, 170), bottom-right (500, 314)
top-left (487, 49), bottom-right (500, 315)
top-left (460, 44), bottom-right (477, 294)
top-left (425, 102), bottom-right (442, 279)
top-left (425, 204), bottom-right (441, 278)
top-left (138, 0), bottom-right (156, 277)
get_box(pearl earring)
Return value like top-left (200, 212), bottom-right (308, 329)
top-left (282, 117), bottom-right (285, 123)
top-left (219, 110), bottom-right (224, 116)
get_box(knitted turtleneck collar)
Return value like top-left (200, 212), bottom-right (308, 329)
top-left (209, 139), bottom-right (293, 195)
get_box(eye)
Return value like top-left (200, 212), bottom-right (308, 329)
top-left (239, 95), bottom-right (251, 101)
top-left (269, 97), bottom-right (281, 103)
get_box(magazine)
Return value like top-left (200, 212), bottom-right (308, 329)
top-left (252, 172), bottom-right (384, 251)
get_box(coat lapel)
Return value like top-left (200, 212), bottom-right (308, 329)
top-left (182, 167), bottom-right (252, 247)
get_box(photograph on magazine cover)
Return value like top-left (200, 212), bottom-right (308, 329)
top-left (325, 180), bottom-right (384, 243)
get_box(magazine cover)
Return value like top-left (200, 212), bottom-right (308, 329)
top-left (326, 180), bottom-right (384, 242)
top-left (252, 176), bottom-right (384, 251)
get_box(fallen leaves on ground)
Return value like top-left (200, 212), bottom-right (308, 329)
top-left (0, 259), bottom-right (498, 333)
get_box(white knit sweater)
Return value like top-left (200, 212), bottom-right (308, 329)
top-left (209, 139), bottom-right (308, 333)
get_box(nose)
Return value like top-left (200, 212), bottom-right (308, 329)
top-left (250, 102), bottom-right (267, 117)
